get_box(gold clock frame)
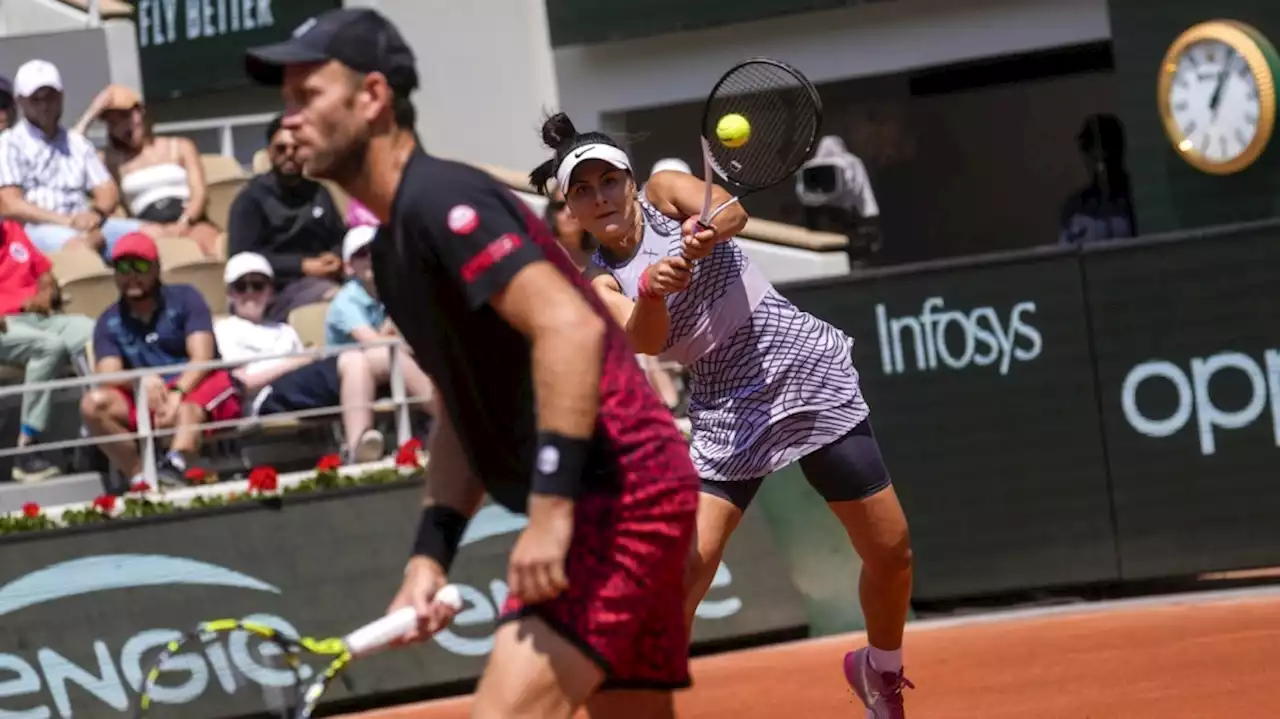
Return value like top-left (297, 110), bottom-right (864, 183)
top-left (1157, 20), bottom-right (1278, 175)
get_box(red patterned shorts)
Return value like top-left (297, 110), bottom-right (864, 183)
top-left (501, 468), bottom-right (699, 690)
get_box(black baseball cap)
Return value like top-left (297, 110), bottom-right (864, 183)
top-left (245, 8), bottom-right (418, 93)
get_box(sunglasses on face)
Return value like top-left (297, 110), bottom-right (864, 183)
top-left (270, 143), bottom-right (297, 154)
top-left (113, 259), bottom-right (152, 275)
top-left (232, 279), bottom-right (270, 293)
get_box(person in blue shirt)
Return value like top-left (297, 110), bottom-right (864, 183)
top-left (80, 233), bottom-right (242, 488)
top-left (325, 224), bottom-right (436, 408)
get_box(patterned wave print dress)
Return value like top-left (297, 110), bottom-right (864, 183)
top-left (593, 198), bottom-right (869, 482)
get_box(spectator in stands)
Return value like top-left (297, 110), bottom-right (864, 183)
top-left (72, 85), bottom-right (221, 257)
top-left (0, 218), bottom-right (93, 482)
top-left (80, 233), bottom-right (241, 488)
top-left (1059, 113), bottom-right (1136, 244)
top-left (0, 60), bottom-right (146, 256)
top-left (228, 114), bottom-right (345, 322)
top-left (544, 187), bottom-right (596, 269)
top-left (0, 76), bottom-right (15, 132)
top-left (213, 252), bottom-right (392, 464)
top-left (325, 225), bottom-right (437, 408)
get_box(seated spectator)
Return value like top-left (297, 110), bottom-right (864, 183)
top-left (325, 225), bottom-right (437, 409)
top-left (0, 219), bottom-right (93, 482)
top-left (228, 114), bottom-right (345, 322)
top-left (544, 187), bottom-right (597, 270)
top-left (213, 252), bottom-right (397, 464)
top-left (73, 85), bottom-right (221, 257)
top-left (0, 76), bottom-right (14, 133)
top-left (80, 233), bottom-right (241, 488)
top-left (345, 197), bottom-right (379, 227)
top-left (0, 60), bottom-right (147, 256)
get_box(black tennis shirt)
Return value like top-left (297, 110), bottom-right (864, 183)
top-left (371, 150), bottom-right (622, 512)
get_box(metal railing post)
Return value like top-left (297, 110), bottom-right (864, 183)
top-left (389, 344), bottom-right (412, 448)
top-left (88, 0), bottom-right (101, 27)
top-left (134, 379), bottom-right (157, 487)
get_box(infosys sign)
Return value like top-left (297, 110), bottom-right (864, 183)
top-left (0, 488), bottom-right (806, 719)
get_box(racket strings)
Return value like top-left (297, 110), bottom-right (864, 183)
top-left (703, 61), bottom-right (822, 189)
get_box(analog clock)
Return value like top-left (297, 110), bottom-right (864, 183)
top-left (1157, 20), bottom-right (1279, 175)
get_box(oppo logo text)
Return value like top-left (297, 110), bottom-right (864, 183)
top-left (1121, 350), bottom-right (1280, 455)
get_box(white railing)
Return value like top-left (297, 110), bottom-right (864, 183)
top-left (0, 338), bottom-right (423, 487)
top-left (87, 0), bottom-right (101, 27)
top-left (154, 112), bottom-right (278, 163)
top-left (0, 339), bottom-right (688, 489)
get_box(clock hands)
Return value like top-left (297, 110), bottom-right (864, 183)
top-left (1209, 49), bottom-right (1236, 120)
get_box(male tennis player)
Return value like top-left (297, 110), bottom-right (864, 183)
top-left (245, 9), bottom-right (698, 719)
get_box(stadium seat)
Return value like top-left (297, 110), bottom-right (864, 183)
top-left (287, 302), bottom-right (330, 348)
top-left (252, 149), bottom-right (270, 175)
top-left (60, 274), bottom-right (119, 318)
top-left (163, 261), bottom-right (228, 314)
top-left (321, 180), bottom-right (351, 221)
top-left (213, 232), bottom-right (229, 261)
top-left (156, 237), bottom-right (208, 268)
top-left (50, 249), bottom-right (108, 282)
top-left (200, 154), bottom-right (247, 185)
top-left (204, 177), bottom-right (248, 231)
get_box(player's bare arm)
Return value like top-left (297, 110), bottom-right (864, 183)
top-left (591, 272), bottom-right (673, 355)
top-left (394, 394), bottom-right (483, 639)
top-left (645, 170), bottom-right (749, 259)
top-left (490, 259), bottom-right (605, 603)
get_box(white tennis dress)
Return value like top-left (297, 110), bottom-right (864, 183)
top-left (593, 198), bottom-right (869, 482)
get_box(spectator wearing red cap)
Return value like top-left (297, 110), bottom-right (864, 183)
top-left (0, 218), bottom-right (93, 482)
top-left (80, 232), bottom-right (241, 487)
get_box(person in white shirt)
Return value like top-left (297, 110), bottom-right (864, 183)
top-left (214, 252), bottom-right (386, 464)
top-left (0, 60), bottom-right (150, 257)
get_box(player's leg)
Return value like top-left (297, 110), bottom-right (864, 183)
top-left (681, 479), bottom-right (762, 629)
top-left (495, 479), bottom-right (697, 718)
top-left (470, 615), bottom-right (605, 719)
top-left (800, 419), bottom-right (914, 716)
top-left (585, 689), bottom-right (675, 719)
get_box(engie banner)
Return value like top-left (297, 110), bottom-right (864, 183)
top-left (0, 484), bottom-right (807, 719)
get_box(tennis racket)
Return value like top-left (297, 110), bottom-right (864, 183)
top-left (136, 585), bottom-right (464, 719)
top-left (686, 58), bottom-right (823, 251)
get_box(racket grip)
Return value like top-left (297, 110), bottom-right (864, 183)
top-left (344, 584), bottom-right (465, 656)
top-left (345, 607), bottom-right (419, 656)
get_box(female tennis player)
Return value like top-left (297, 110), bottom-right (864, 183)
top-left (531, 113), bottom-right (916, 718)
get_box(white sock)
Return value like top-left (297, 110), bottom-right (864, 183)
top-left (868, 647), bottom-right (903, 674)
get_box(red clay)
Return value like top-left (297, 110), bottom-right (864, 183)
top-left (345, 593), bottom-right (1280, 719)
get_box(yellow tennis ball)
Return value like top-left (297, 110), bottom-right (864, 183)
top-left (716, 113), bottom-right (751, 149)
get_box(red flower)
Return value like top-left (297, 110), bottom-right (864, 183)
top-left (247, 466), bottom-right (279, 493)
top-left (21, 502), bottom-right (40, 518)
top-left (316, 454), bottom-right (342, 472)
top-left (92, 495), bottom-right (117, 513)
top-left (184, 467), bottom-right (210, 484)
top-left (396, 438), bottom-right (424, 468)
top-left (129, 481), bottom-right (151, 494)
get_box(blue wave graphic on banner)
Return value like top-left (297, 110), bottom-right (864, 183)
top-left (0, 554), bottom-right (281, 616)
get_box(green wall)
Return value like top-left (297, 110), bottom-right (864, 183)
top-left (1109, 0), bottom-right (1280, 233)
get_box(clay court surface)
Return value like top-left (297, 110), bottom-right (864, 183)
top-left (346, 588), bottom-right (1280, 719)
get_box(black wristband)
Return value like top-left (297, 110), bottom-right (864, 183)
top-left (531, 431), bottom-right (591, 499)
top-left (411, 505), bottom-right (469, 572)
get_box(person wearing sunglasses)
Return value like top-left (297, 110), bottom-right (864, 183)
top-left (80, 233), bottom-right (242, 488)
top-left (214, 252), bottom-right (395, 464)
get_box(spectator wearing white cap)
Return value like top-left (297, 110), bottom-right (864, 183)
top-left (324, 225), bottom-right (437, 415)
top-left (214, 251), bottom-right (393, 464)
top-left (0, 60), bottom-right (148, 257)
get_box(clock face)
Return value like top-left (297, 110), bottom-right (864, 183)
top-left (1166, 39), bottom-right (1263, 164)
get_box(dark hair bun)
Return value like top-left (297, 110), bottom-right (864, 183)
top-left (541, 112), bottom-right (578, 150)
